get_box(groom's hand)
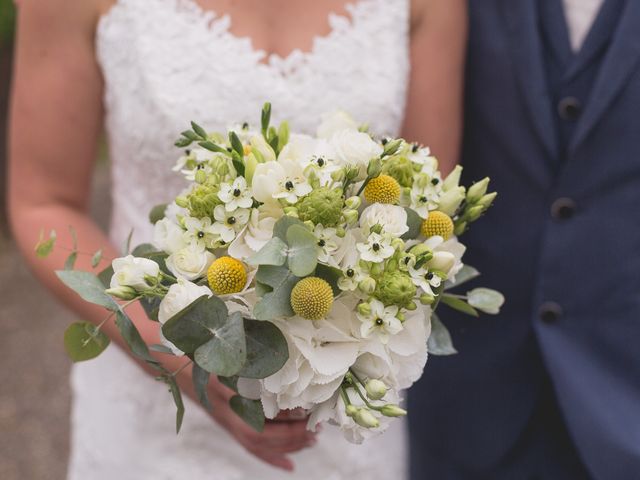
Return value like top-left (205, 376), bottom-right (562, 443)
top-left (207, 377), bottom-right (318, 471)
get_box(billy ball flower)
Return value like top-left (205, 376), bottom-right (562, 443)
top-left (296, 187), bottom-right (344, 227)
top-left (207, 256), bottom-right (247, 295)
top-left (363, 174), bottom-right (401, 204)
top-left (290, 277), bottom-right (334, 320)
top-left (421, 211), bottom-right (454, 240)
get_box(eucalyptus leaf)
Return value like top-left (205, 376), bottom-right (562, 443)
top-left (158, 373), bottom-right (185, 433)
top-left (218, 375), bottom-right (239, 393)
top-left (230, 395), bottom-right (265, 432)
top-left (427, 314), bottom-right (458, 356)
top-left (98, 264), bottom-right (114, 289)
top-left (91, 249), bottom-right (103, 268)
top-left (444, 265), bottom-right (480, 289)
top-left (115, 310), bottom-right (157, 363)
top-left (64, 251), bottom-right (78, 271)
top-left (35, 229), bottom-right (56, 258)
top-left (64, 322), bottom-right (110, 362)
top-left (194, 312), bottom-right (246, 376)
top-left (149, 344), bottom-right (175, 354)
top-left (286, 224), bottom-right (318, 277)
top-left (192, 362), bottom-right (212, 411)
top-left (272, 216), bottom-right (304, 241)
top-left (253, 265), bottom-right (299, 320)
top-left (149, 204), bottom-right (168, 225)
top-left (402, 208), bottom-right (423, 240)
top-left (56, 270), bottom-right (119, 311)
top-left (467, 288), bottom-right (505, 315)
top-left (440, 295), bottom-right (479, 317)
top-left (123, 229), bottom-right (134, 255)
top-left (161, 295), bottom-right (228, 353)
top-left (68, 225), bottom-right (78, 251)
top-left (247, 237), bottom-right (288, 267)
top-left (140, 296), bottom-right (162, 321)
top-left (314, 263), bottom-right (342, 296)
top-left (237, 319), bottom-right (288, 379)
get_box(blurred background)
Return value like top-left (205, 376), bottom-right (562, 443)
top-left (0, 2), bottom-right (110, 478)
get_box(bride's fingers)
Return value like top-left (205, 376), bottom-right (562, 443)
top-left (274, 408), bottom-right (308, 421)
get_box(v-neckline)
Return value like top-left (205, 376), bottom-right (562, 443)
top-left (183, 0), bottom-right (372, 68)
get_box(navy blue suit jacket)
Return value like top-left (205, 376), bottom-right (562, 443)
top-left (408, 2), bottom-right (640, 479)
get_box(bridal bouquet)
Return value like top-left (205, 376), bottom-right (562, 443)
top-left (39, 103), bottom-right (503, 443)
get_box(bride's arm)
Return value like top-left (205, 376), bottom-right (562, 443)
top-left (8, 0), bottom-right (312, 471)
top-left (402, 0), bottom-right (468, 174)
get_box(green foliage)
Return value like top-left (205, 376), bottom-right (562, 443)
top-left (440, 294), bottom-right (479, 317)
top-left (247, 237), bottom-right (288, 267)
top-left (285, 224), bottom-right (318, 276)
top-left (467, 288), bottom-right (505, 314)
top-left (148, 204), bottom-right (168, 225)
top-left (64, 322), bottom-right (110, 362)
top-left (35, 230), bottom-right (57, 258)
top-left (192, 363), bottom-right (212, 411)
top-left (115, 310), bottom-right (158, 364)
top-left (253, 265), bottom-right (299, 320)
top-left (157, 373), bottom-right (185, 434)
top-left (444, 265), bottom-right (480, 290)
top-left (56, 270), bottom-right (120, 311)
top-left (193, 311), bottom-right (247, 376)
top-left (237, 319), bottom-right (288, 379)
top-left (230, 395), bottom-right (265, 433)
top-left (91, 249), bottom-right (103, 268)
top-left (402, 208), bottom-right (423, 240)
top-left (427, 314), bottom-right (457, 356)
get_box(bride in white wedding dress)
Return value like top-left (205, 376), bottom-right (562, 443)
top-left (8, 0), bottom-right (466, 478)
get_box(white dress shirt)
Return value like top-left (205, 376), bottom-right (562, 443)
top-left (562, 0), bottom-right (606, 51)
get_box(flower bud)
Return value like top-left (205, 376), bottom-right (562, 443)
top-left (420, 293), bottom-right (436, 305)
top-left (105, 285), bottom-right (138, 301)
top-left (466, 177), bottom-right (490, 203)
top-left (175, 196), bottom-right (189, 208)
top-left (382, 138), bottom-right (403, 157)
top-left (345, 196), bottom-right (362, 210)
top-left (283, 206), bottom-right (299, 218)
top-left (427, 252), bottom-right (456, 275)
top-left (358, 277), bottom-right (376, 295)
top-left (365, 379), bottom-right (388, 400)
top-left (357, 302), bottom-right (372, 317)
top-left (465, 205), bottom-right (485, 222)
top-left (250, 135), bottom-right (277, 162)
top-left (454, 221), bottom-right (467, 236)
top-left (335, 226), bottom-right (346, 238)
top-left (369, 223), bottom-right (383, 235)
top-left (391, 238), bottom-right (405, 251)
top-left (243, 153), bottom-right (259, 184)
top-left (303, 220), bottom-right (315, 230)
top-left (331, 168), bottom-right (346, 183)
top-left (354, 408), bottom-right (380, 428)
top-left (380, 404), bottom-right (407, 418)
top-left (405, 301), bottom-right (418, 311)
top-left (367, 157), bottom-right (383, 177)
top-left (194, 169), bottom-right (207, 184)
top-left (143, 274), bottom-right (159, 287)
top-left (343, 209), bottom-right (359, 225)
top-left (397, 311), bottom-right (406, 321)
top-left (478, 191), bottom-right (497, 209)
top-left (438, 186), bottom-right (466, 216)
top-left (442, 165), bottom-right (463, 191)
top-left (369, 262), bottom-right (384, 277)
top-left (345, 404), bottom-right (359, 418)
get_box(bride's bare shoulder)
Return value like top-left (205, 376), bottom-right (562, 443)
top-left (14, 0), bottom-right (114, 33)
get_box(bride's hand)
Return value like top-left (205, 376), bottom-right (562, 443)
top-left (206, 376), bottom-right (318, 471)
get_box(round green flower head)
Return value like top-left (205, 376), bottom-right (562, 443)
top-left (382, 155), bottom-right (417, 188)
top-left (374, 270), bottom-right (417, 308)
top-left (296, 187), bottom-right (344, 227)
top-left (185, 183), bottom-right (222, 219)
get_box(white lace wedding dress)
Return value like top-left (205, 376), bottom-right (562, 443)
top-left (68, 0), bottom-right (410, 478)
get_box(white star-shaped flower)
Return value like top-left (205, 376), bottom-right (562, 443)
top-left (218, 176), bottom-right (254, 212)
top-left (211, 206), bottom-right (250, 244)
top-left (356, 233), bottom-right (395, 263)
top-left (357, 299), bottom-right (403, 343)
top-left (182, 216), bottom-right (220, 249)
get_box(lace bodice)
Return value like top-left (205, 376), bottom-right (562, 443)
top-left (68, 0), bottom-right (411, 478)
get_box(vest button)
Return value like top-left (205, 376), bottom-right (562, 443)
top-left (551, 197), bottom-right (577, 220)
top-left (558, 97), bottom-right (582, 121)
top-left (539, 302), bottom-right (563, 324)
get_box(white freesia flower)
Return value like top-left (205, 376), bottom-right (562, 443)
top-left (249, 134), bottom-right (276, 162)
top-left (211, 206), bottom-right (250, 244)
top-left (217, 176), bottom-right (254, 212)
top-left (330, 130), bottom-right (383, 181)
top-left (183, 216), bottom-right (220, 249)
top-left (357, 299), bottom-right (403, 343)
top-left (153, 217), bottom-right (187, 254)
top-left (424, 236), bottom-right (466, 281)
top-left (317, 110), bottom-right (359, 139)
top-left (356, 233), bottom-right (395, 263)
top-left (165, 243), bottom-right (215, 281)
top-left (359, 204), bottom-right (409, 237)
top-left (158, 279), bottom-right (213, 356)
top-left (110, 255), bottom-right (160, 292)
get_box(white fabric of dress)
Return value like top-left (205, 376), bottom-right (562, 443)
top-left (68, 0), bottom-right (411, 478)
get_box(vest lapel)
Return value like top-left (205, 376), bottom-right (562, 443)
top-left (569, 1), bottom-right (640, 153)
top-left (502, 0), bottom-right (558, 160)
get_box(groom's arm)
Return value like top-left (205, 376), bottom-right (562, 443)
top-left (402, 0), bottom-right (468, 174)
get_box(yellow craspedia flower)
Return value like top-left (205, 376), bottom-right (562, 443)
top-left (207, 256), bottom-right (247, 295)
top-left (290, 277), bottom-right (334, 320)
top-left (421, 211), bottom-right (455, 240)
top-left (364, 175), bottom-right (401, 204)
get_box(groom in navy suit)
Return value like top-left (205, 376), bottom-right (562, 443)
top-left (408, 1), bottom-right (640, 478)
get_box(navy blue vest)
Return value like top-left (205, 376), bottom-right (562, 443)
top-left (408, 1), bottom-right (640, 479)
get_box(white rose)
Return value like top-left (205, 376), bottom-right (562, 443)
top-left (110, 255), bottom-right (160, 292)
top-left (251, 161), bottom-right (286, 204)
top-left (330, 130), bottom-right (383, 180)
top-left (158, 279), bottom-right (213, 356)
top-left (317, 110), bottom-right (359, 139)
top-left (158, 278), bottom-right (212, 324)
top-left (165, 244), bottom-right (215, 281)
top-left (359, 204), bottom-right (409, 237)
top-left (153, 217), bottom-right (187, 254)
top-left (278, 134), bottom-right (336, 167)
